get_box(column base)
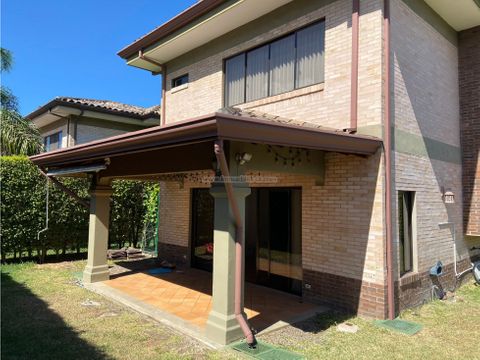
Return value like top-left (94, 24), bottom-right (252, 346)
top-left (83, 264), bottom-right (110, 283)
top-left (205, 310), bottom-right (244, 345)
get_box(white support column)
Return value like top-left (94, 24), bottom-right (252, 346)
top-left (205, 181), bottom-right (250, 345)
top-left (83, 184), bottom-right (113, 284)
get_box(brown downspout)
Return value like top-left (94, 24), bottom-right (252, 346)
top-left (38, 168), bottom-right (90, 210)
top-left (347, 0), bottom-right (360, 133)
top-left (214, 139), bottom-right (256, 347)
top-left (138, 50), bottom-right (166, 126)
top-left (161, 64), bottom-right (167, 126)
top-left (383, 0), bottom-right (395, 320)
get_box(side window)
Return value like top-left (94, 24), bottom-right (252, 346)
top-left (43, 131), bottom-right (62, 152)
top-left (172, 74), bottom-right (189, 88)
top-left (398, 191), bottom-right (416, 275)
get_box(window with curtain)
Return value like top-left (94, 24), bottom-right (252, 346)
top-left (296, 22), bottom-right (325, 88)
top-left (224, 53), bottom-right (245, 107)
top-left (224, 20), bottom-right (325, 107)
top-left (269, 35), bottom-right (296, 96)
top-left (43, 131), bottom-right (62, 152)
top-left (246, 45), bottom-right (269, 102)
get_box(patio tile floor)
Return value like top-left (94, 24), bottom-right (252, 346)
top-left (105, 267), bottom-right (320, 331)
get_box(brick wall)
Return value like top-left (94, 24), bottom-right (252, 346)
top-left (164, 0), bottom-right (383, 131)
top-left (459, 26), bottom-right (480, 236)
top-left (390, 0), bottom-right (468, 309)
top-left (158, 150), bottom-right (387, 318)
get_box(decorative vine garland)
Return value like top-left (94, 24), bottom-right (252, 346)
top-left (267, 145), bottom-right (311, 167)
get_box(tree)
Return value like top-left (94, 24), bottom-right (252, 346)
top-left (0, 48), bottom-right (42, 155)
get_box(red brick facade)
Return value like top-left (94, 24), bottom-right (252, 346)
top-left (459, 26), bottom-right (480, 236)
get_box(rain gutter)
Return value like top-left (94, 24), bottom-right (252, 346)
top-left (384, 0), bottom-right (395, 320)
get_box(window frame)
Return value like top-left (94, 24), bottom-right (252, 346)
top-left (398, 191), bottom-right (417, 276)
top-left (171, 74), bottom-right (189, 89)
top-left (43, 131), bottom-right (62, 152)
top-left (223, 19), bottom-right (325, 107)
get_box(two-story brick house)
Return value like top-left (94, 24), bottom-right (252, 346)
top-left (31, 0), bottom-right (480, 346)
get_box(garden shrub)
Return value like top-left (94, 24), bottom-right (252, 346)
top-left (0, 156), bottom-right (159, 262)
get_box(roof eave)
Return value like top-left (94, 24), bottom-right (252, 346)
top-left (117, 0), bottom-right (226, 59)
top-left (26, 99), bottom-right (160, 122)
top-left (30, 113), bottom-right (382, 169)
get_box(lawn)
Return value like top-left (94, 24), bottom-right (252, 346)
top-left (1, 260), bottom-right (479, 360)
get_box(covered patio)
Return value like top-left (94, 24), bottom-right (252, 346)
top-left (30, 109), bottom-right (382, 345)
top-left (96, 262), bottom-right (324, 344)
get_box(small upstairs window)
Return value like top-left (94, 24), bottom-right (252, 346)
top-left (43, 131), bottom-right (62, 152)
top-left (172, 74), bottom-right (189, 88)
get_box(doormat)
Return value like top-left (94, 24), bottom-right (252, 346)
top-left (231, 340), bottom-right (304, 359)
top-left (147, 268), bottom-right (172, 275)
top-left (374, 319), bottom-right (423, 335)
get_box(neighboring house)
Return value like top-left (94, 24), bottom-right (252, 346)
top-left (27, 97), bottom-right (160, 151)
top-left (30, 0), bottom-right (480, 346)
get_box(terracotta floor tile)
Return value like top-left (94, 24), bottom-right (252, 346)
top-left (105, 267), bottom-right (318, 332)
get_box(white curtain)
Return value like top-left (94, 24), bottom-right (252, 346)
top-left (296, 22), bottom-right (325, 88)
top-left (225, 53), bottom-right (245, 106)
top-left (246, 45), bottom-right (269, 102)
top-left (269, 34), bottom-right (295, 96)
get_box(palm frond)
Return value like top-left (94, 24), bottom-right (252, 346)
top-left (1, 86), bottom-right (19, 112)
top-left (0, 109), bottom-right (43, 156)
top-left (0, 48), bottom-right (13, 73)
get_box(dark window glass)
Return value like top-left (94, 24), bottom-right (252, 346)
top-left (398, 191), bottom-right (415, 275)
top-left (43, 131), bottom-right (62, 152)
top-left (172, 74), bottom-right (189, 88)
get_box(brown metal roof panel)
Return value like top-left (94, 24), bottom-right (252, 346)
top-left (30, 113), bottom-right (382, 168)
top-left (215, 114), bottom-right (381, 155)
top-left (30, 115), bottom-right (219, 167)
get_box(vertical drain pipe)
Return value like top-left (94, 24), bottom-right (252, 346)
top-left (214, 139), bottom-right (256, 347)
top-left (383, 0), bottom-right (395, 320)
top-left (161, 64), bottom-right (167, 126)
top-left (349, 0), bottom-right (360, 133)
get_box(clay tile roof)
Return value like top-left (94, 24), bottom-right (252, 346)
top-left (57, 97), bottom-right (161, 117)
top-left (27, 97), bottom-right (161, 120)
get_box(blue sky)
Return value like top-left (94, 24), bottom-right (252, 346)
top-left (1, 0), bottom-right (196, 116)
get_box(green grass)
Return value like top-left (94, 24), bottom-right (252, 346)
top-left (1, 261), bottom-right (479, 360)
top-left (0, 261), bottom-right (227, 360)
top-left (259, 282), bottom-right (480, 360)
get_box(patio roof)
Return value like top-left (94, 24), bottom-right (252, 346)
top-left (30, 110), bottom-right (382, 176)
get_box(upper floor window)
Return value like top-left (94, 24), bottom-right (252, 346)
top-left (172, 74), bottom-right (189, 88)
top-left (224, 20), bottom-right (325, 107)
top-left (43, 131), bottom-right (62, 152)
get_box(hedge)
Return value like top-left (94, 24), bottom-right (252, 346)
top-left (0, 156), bottom-right (159, 262)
